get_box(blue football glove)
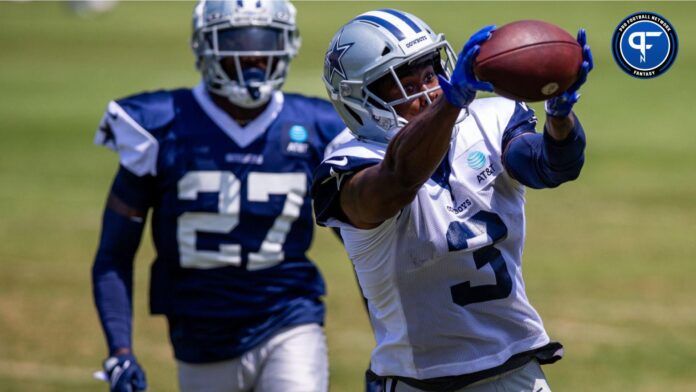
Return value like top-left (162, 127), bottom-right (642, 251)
top-left (545, 29), bottom-right (594, 118)
top-left (438, 25), bottom-right (496, 108)
top-left (102, 354), bottom-right (147, 392)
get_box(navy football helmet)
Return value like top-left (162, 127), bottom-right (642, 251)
top-left (191, 0), bottom-right (301, 108)
top-left (323, 9), bottom-right (456, 144)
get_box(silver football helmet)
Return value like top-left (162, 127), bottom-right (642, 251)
top-left (191, 0), bottom-right (301, 108)
top-left (323, 9), bottom-right (456, 144)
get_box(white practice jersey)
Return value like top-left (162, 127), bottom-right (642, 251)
top-left (312, 97), bottom-right (549, 380)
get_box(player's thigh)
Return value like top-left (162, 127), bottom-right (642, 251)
top-left (460, 360), bottom-right (551, 392)
top-left (256, 323), bottom-right (328, 392)
top-left (177, 357), bottom-right (256, 392)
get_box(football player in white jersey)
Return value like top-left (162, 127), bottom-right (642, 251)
top-left (312, 9), bottom-right (593, 392)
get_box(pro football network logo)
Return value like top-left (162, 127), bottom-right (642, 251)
top-left (612, 12), bottom-right (678, 78)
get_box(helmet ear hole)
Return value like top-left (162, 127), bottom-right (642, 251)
top-left (381, 47), bottom-right (391, 56)
top-left (345, 106), bottom-right (363, 126)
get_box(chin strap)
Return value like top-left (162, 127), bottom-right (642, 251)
top-left (247, 86), bottom-right (261, 100)
top-left (226, 84), bottom-right (273, 108)
top-left (242, 67), bottom-right (266, 101)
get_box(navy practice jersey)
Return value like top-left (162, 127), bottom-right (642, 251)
top-left (95, 83), bottom-right (348, 327)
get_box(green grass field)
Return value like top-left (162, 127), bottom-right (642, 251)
top-left (1, 1), bottom-right (695, 391)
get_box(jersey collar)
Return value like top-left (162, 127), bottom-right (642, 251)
top-left (193, 81), bottom-right (284, 148)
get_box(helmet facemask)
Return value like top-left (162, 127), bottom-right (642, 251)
top-left (363, 47), bottom-right (455, 130)
top-left (191, 0), bottom-right (300, 109)
top-left (329, 41), bottom-right (456, 143)
top-left (194, 26), bottom-right (298, 108)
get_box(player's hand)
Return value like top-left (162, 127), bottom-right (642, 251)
top-left (545, 29), bottom-right (594, 118)
top-left (102, 353), bottom-right (147, 392)
top-left (438, 25), bottom-right (496, 108)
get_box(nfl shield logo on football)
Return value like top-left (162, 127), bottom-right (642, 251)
top-left (612, 12), bottom-right (678, 78)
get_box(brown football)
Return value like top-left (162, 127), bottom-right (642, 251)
top-left (473, 20), bottom-right (582, 102)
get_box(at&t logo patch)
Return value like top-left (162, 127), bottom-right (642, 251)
top-left (467, 151), bottom-right (487, 170)
top-left (466, 150), bottom-right (496, 184)
top-left (289, 125), bottom-right (308, 142)
top-left (285, 125), bottom-right (310, 155)
top-left (612, 12), bottom-right (678, 78)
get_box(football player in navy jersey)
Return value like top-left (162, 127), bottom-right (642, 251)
top-left (313, 9), bottom-right (593, 392)
top-left (91, 1), bottom-right (350, 391)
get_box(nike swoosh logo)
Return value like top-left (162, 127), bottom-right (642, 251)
top-left (325, 157), bottom-right (348, 166)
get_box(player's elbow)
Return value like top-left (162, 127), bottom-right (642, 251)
top-left (373, 191), bottom-right (418, 221)
top-left (345, 195), bottom-right (412, 229)
top-left (92, 251), bottom-right (122, 280)
top-left (542, 156), bottom-right (585, 188)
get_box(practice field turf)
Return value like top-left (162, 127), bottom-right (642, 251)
top-left (1, 2), bottom-right (695, 391)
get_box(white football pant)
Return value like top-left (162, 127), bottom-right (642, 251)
top-left (176, 323), bottom-right (328, 392)
top-left (384, 360), bottom-right (551, 392)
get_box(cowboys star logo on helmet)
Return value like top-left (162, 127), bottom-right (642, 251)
top-left (322, 9), bottom-right (456, 144)
top-left (325, 31), bottom-right (354, 83)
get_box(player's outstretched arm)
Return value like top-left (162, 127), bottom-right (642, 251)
top-left (339, 97), bottom-right (460, 229)
top-left (92, 167), bottom-right (151, 391)
top-left (339, 27), bottom-right (495, 229)
top-left (503, 114), bottom-right (587, 189)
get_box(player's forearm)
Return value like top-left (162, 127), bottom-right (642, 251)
top-left (543, 114), bottom-right (586, 174)
top-left (339, 98), bottom-right (460, 228)
top-left (92, 208), bottom-right (144, 354)
top-left (544, 112), bottom-right (576, 141)
top-left (93, 266), bottom-right (134, 354)
top-left (504, 116), bottom-right (586, 188)
top-left (384, 97), bottom-right (460, 189)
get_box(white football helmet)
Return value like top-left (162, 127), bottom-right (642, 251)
top-left (191, 0), bottom-right (301, 108)
top-left (323, 9), bottom-right (456, 144)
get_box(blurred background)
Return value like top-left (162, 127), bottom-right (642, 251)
top-left (0, 1), bottom-right (695, 391)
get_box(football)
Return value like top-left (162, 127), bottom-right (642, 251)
top-left (473, 20), bottom-right (583, 102)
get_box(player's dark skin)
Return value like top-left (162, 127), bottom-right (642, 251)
top-left (338, 64), bottom-right (577, 230)
top-left (106, 56), bottom-right (275, 358)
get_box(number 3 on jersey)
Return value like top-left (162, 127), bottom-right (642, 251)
top-left (447, 211), bottom-right (513, 306)
top-left (177, 171), bottom-right (306, 271)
